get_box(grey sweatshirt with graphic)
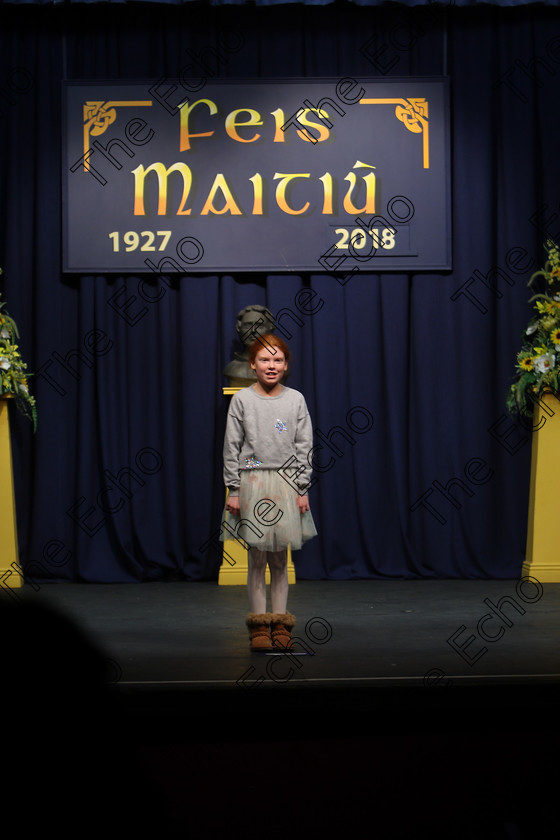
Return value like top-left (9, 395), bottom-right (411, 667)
top-left (223, 385), bottom-right (313, 494)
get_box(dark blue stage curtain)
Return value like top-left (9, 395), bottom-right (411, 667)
top-left (1, 1), bottom-right (559, 582)
top-left (3, 0), bottom-right (560, 7)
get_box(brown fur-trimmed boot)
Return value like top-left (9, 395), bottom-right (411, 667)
top-left (246, 613), bottom-right (273, 651)
top-left (270, 612), bottom-right (296, 651)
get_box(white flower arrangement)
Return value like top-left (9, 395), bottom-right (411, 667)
top-left (507, 240), bottom-right (560, 417)
top-left (0, 268), bottom-right (37, 431)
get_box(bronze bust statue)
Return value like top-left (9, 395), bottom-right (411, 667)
top-left (223, 305), bottom-right (281, 387)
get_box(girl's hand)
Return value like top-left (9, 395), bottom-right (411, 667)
top-left (226, 495), bottom-right (241, 515)
top-left (297, 494), bottom-right (310, 514)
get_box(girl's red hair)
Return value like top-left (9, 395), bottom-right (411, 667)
top-left (248, 333), bottom-right (291, 364)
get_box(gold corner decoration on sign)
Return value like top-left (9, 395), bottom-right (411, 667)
top-left (82, 100), bottom-right (153, 171)
top-left (358, 97), bottom-right (430, 169)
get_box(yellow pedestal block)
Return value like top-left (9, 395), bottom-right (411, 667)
top-left (219, 385), bottom-right (296, 585)
top-left (218, 490), bottom-right (296, 585)
top-left (0, 399), bottom-right (22, 590)
top-left (523, 392), bottom-right (560, 582)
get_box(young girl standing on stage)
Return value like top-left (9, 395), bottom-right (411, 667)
top-left (222, 334), bottom-right (317, 651)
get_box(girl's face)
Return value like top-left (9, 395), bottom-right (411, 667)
top-left (250, 346), bottom-right (288, 391)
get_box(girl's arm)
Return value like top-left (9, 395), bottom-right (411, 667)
top-left (296, 494), bottom-right (310, 514)
top-left (226, 494), bottom-right (241, 515)
top-left (223, 399), bottom-right (244, 497)
top-left (294, 397), bottom-right (314, 495)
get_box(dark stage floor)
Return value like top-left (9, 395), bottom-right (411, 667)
top-left (13, 577), bottom-right (560, 714)
top-left (5, 578), bottom-right (560, 838)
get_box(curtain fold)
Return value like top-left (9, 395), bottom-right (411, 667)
top-left (2, 1), bottom-right (559, 9)
top-left (1, 1), bottom-right (559, 581)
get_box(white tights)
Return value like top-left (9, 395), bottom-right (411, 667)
top-left (247, 547), bottom-right (289, 614)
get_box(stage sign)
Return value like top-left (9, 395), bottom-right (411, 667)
top-left (62, 78), bottom-right (450, 273)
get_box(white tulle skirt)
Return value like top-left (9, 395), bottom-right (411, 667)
top-left (220, 469), bottom-right (317, 552)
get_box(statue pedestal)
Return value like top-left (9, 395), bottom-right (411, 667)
top-left (0, 399), bottom-right (22, 591)
top-left (219, 505), bottom-right (296, 585)
top-left (523, 392), bottom-right (560, 582)
top-left (219, 386), bottom-right (296, 586)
